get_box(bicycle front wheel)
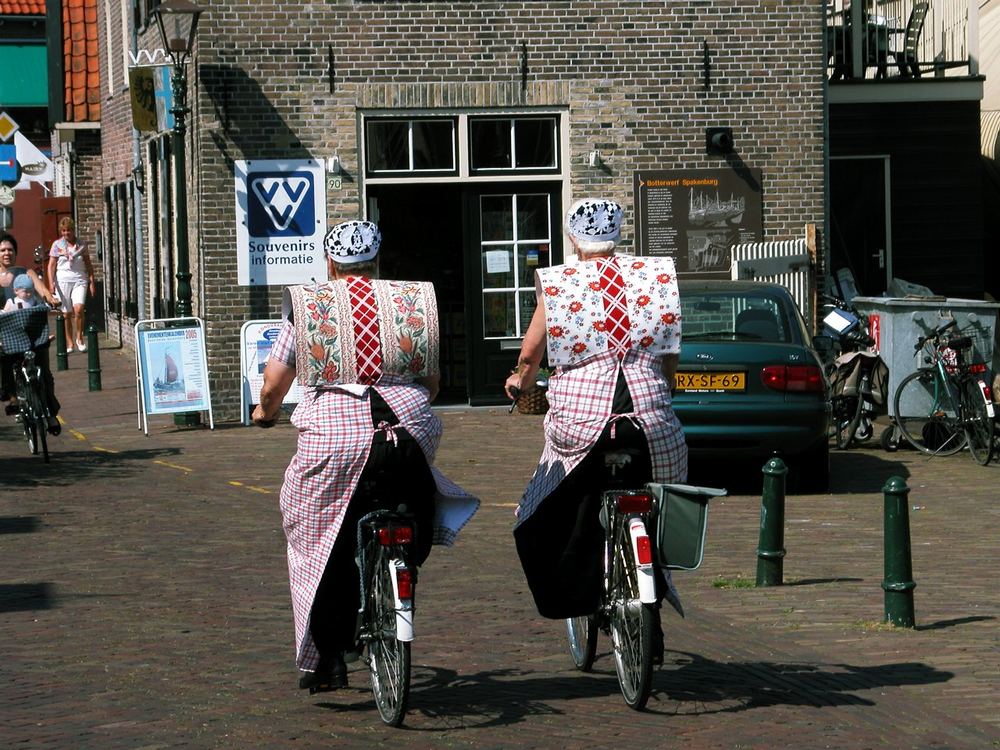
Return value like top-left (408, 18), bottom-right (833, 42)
top-left (893, 369), bottom-right (966, 456)
top-left (367, 546), bottom-right (411, 727)
top-left (22, 409), bottom-right (39, 455)
top-left (566, 615), bottom-right (598, 672)
top-left (608, 518), bottom-right (654, 710)
top-left (961, 379), bottom-right (994, 466)
top-left (26, 385), bottom-right (49, 463)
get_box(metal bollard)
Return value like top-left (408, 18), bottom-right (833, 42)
top-left (882, 476), bottom-right (916, 627)
top-left (55, 315), bottom-right (68, 370)
top-left (756, 456), bottom-right (788, 587)
top-left (86, 324), bottom-right (101, 391)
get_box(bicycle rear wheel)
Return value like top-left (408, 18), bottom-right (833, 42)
top-left (566, 615), bottom-right (598, 672)
top-left (834, 393), bottom-right (863, 450)
top-left (961, 379), bottom-right (994, 466)
top-left (608, 517), bottom-right (654, 710)
top-left (366, 544), bottom-right (411, 727)
top-left (893, 370), bottom-right (966, 456)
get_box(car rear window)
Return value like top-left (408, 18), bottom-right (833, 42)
top-left (681, 291), bottom-right (792, 343)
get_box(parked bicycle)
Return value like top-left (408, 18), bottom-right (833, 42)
top-left (887, 319), bottom-right (995, 464)
top-left (819, 294), bottom-right (889, 450)
top-left (354, 504), bottom-right (418, 726)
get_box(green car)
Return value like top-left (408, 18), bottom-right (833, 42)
top-left (674, 280), bottom-right (831, 492)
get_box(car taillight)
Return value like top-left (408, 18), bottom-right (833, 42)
top-left (761, 365), bottom-right (824, 392)
top-left (970, 363), bottom-right (987, 375)
top-left (395, 567), bottom-right (414, 600)
top-left (616, 493), bottom-right (653, 513)
top-left (377, 525), bottom-right (414, 546)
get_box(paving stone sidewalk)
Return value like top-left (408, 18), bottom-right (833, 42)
top-left (1, 339), bottom-right (997, 748)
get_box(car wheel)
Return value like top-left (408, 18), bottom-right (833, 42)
top-left (793, 441), bottom-right (830, 494)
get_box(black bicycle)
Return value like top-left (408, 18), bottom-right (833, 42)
top-left (819, 294), bottom-right (887, 450)
top-left (1, 307), bottom-right (55, 462)
top-left (566, 470), bottom-right (660, 710)
top-left (356, 505), bottom-right (418, 727)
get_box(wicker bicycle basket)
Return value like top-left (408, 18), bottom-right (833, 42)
top-left (515, 388), bottom-right (550, 415)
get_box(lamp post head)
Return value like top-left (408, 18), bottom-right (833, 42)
top-left (153, 0), bottom-right (205, 65)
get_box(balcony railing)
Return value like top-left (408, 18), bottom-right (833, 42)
top-left (826, 0), bottom-right (979, 81)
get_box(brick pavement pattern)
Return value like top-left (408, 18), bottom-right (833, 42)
top-left (1, 340), bottom-right (998, 749)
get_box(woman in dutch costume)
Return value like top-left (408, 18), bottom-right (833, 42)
top-left (254, 220), bottom-right (479, 692)
top-left (504, 199), bottom-right (688, 651)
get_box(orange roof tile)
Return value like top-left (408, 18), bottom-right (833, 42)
top-left (0, 1), bottom-right (45, 14)
top-left (62, 0), bottom-right (99, 122)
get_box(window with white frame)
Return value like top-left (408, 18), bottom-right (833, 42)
top-left (469, 116), bottom-right (558, 173)
top-left (365, 118), bottom-right (457, 175)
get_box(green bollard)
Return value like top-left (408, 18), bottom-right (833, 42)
top-left (86, 325), bottom-right (101, 391)
top-left (882, 476), bottom-right (916, 627)
top-left (54, 315), bottom-right (68, 370)
top-left (756, 457), bottom-right (788, 586)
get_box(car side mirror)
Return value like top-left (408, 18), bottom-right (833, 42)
top-left (812, 334), bottom-right (834, 355)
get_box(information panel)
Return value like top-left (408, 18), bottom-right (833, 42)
top-left (135, 317), bottom-right (215, 433)
top-left (633, 168), bottom-right (763, 278)
top-left (240, 320), bottom-right (305, 424)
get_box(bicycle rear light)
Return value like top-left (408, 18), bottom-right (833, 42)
top-left (377, 525), bottom-right (413, 546)
top-left (970, 363), bottom-right (987, 375)
top-left (634, 534), bottom-right (653, 566)
top-left (394, 567), bottom-right (414, 601)
top-left (616, 493), bottom-right (653, 513)
top-left (761, 365), bottom-right (824, 393)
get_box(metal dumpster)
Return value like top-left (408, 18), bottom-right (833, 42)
top-left (851, 296), bottom-right (1000, 418)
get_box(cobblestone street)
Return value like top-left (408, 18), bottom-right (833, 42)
top-left (2, 342), bottom-right (998, 748)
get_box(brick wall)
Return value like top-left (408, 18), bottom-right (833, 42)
top-left (101, 0), bottom-right (826, 420)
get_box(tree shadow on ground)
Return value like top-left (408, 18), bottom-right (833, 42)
top-left (688, 448), bottom-right (914, 497)
top-left (314, 652), bottom-right (953, 729)
top-left (0, 437), bottom-right (184, 489)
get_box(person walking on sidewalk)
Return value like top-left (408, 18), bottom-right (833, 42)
top-left (253, 219), bottom-right (479, 692)
top-left (503, 198), bottom-right (688, 654)
top-left (47, 217), bottom-right (96, 353)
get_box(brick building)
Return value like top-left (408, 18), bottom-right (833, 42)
top-left (96, 1), bottom-right (830, 419)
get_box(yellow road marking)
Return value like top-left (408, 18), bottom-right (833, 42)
top-left (93, 445), bottom-right (120, 454)
top-left (153, 459), bottom-right (193, 473)
top-left (68, 428), bottom-right (87, 441)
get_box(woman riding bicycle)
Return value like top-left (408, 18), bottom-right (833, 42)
top-left (503, 198), bottom-right (688, 653)
top-left (253, 220), bottom-right (479, 693)
top-left (1, 233), bottom-right (60, 432)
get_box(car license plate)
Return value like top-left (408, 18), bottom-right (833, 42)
top-left (675, 372), bottom-right (746, 392)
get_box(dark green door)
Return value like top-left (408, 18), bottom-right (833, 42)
top-left (464, 187), bottom-right (562, 405)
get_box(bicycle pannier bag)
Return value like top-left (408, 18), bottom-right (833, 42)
top-left (647, 483), bottom-right (727, 570)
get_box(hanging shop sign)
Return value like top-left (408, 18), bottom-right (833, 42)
top-left (234, 158), bottom-right (328, 286)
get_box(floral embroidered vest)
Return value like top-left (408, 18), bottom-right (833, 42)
top-left (283, 279), bottom-right (439, 386)
top-left (535, 255), bottom-right (681, 367)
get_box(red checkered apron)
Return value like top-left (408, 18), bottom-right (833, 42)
top-left (597, 257), bottom-right (632, 358)
top-left (346, 276), bottom-right (383, 384)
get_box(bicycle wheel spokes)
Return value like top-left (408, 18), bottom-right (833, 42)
top-left (961, 380), bottom-right (995, 466)
top-left (608, 518), bottom-right (653, 710)
top-left (566, 614), bottom-right (598, 672)
top-left (367, 545), bottom-right (411, 727)
top-left (893, 370), bottom-right (966, 456)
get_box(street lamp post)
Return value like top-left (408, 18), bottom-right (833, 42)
top-left (153, 0), bottom-right (204, 320)
top-left (153, 1), bottom-right (204, 426)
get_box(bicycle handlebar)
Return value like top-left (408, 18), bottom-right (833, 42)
top-left (914, 318), bottom-right (959, 352)
top-left (507, 386), bottom-right (521, 413)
